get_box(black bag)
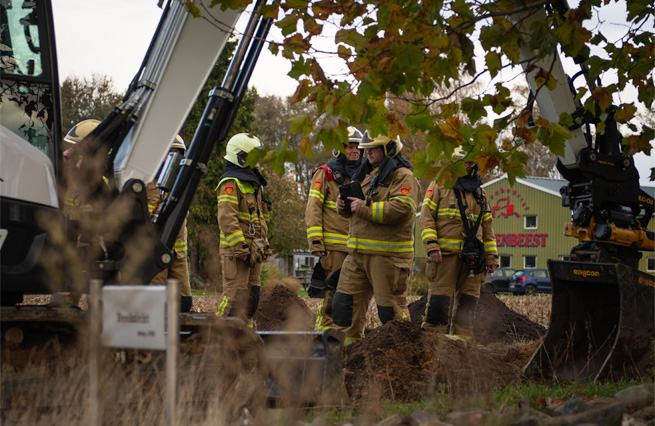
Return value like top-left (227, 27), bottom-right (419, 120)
top-left (307, 260), bottom-right (327, 298)
top-left (461, 236), bottom-right (487, 277)
top-left (454, 189), bottom-right (487, 277)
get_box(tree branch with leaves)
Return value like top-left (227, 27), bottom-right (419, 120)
top-left (241, 0), bottom-right (654, 184)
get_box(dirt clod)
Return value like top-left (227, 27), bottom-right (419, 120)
top-left (343, 320), bottom-right (523, 402)
top-left (254, 285), bottom-right (315, 331)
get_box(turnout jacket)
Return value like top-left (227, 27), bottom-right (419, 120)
top-left (305, 165), bottom-right (351, 253)
top-left (146, 181), bottom-right (187, 253)
top-left (419, 181), bottom-right (499, 265)
top-left (340, 167), bottom-right (420, 259)
top-left (216, 177), bottom-right (271, 258)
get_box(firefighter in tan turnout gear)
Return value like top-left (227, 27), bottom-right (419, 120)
top-left (305, 127), bottom-right (363, 330)
top-left (216, 133), bottom-right (271, 328)
top-left (333, 132), bottom-right (421, 343)
top-left (147, 135), bottom-right (193, 312)
top-left (419, 147), bottom-right (499, 338)
top-left (49, 119), bottom-right (100, 307)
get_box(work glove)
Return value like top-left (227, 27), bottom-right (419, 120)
top-left (307, 260), bottom-right (326, 298)
top-left (247, 238), bottom-right (267, 268)
top-left (325, 268), bottom-right (341, 292)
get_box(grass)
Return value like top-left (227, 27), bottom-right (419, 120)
top-left (301, 377), bottom-right (655, 425)
top-left (191, 289), bottom-right (215, 297)
top-left (14, 288), bottom-right (652, 425)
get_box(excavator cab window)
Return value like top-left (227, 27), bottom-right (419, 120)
top-left (0, 0), bottom-right (61, 173)
top-left (1, 1), bottom-right (43, 77)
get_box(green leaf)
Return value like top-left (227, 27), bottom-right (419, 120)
top-left (472, 124), bottom-right (497, 148)
top-left (277, 13), bottom-right (299, 36)
top-left (244, 146), bottom-right (267, 168)
top-left (288, 58), bottom-right (309, 79)
top-left (485, 51), bottom-right (502, 78)
top-left (405, 111), bottom-right (436, 132)
top-left (289, 114), bottom-right (313, 135)
top-left (461, 98), bottom-right (487, 124)
top-left (451, 0), bottom-right (474, 20)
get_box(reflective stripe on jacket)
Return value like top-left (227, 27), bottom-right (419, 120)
top-left (341, 167), bottom-right (420, 259)
top-left (146, 181), bottom-right (188, 254)
top-left (419, 180), bottom-right (498, 263)
top-left (305, 167), bottom-right (350, 253)
top-left (216, 177), bottom-right (270, 257)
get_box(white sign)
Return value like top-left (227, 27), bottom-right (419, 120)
top-left (101, 285), bottom-right (167, 350)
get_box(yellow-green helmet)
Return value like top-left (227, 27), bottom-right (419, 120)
top-left (332, 126), bottom-right (364, 158)
top-left (171, 134), bottom-right (186, 153)
top-left (63, 119), bottom-right (101, 144)
top-left (224, 133), bottom-right (264, 167)
top-left (358, 131), bottom-right (403, 158)
top-left (452, 145), bottom-right (467, 160)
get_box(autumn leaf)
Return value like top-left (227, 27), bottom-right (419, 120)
top-left (591, 88), bottom-right (612, 111)
top-left (517, 109), bottom-right (532, 128)
top-left (439, 116), bottom-right (462, 141)
top-left (515, 127), bottom-right (537, 144)
top-left (614, 104), bottom-right (637, 123)
top-left (475, 151), bottom-right (500, 176)
top-left (298, 137), bottom-right (313, 159)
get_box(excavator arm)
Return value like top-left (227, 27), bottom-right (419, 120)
top-left (510, 2), bottom-right (655, 381)
top-left (512, 3), bottom-right (654, 263)
top-left (71, 0), bottom-right (273, 285)
top-left (1, 1), bottom-right (345, 413)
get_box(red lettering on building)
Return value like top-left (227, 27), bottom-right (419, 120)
top-left (495, 233), bottom-right (548, 247)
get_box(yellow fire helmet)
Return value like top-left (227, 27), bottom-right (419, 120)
top-left (358, 131), bottom-right (403, 158)
top-left (170, 134), bottom-right (186, 154)
top-left (224, 133), bottom-right (264, 168)
top-left (452, 145), bottom-right (468, 160)
top-left (332, 126), bottom-right (364, 158)
top-left (63, 119), bottom-right (101, 144)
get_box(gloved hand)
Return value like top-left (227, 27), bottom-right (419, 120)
top-left (307, 281), bottom-right (325, 298)
top-left (308, 260), bottom-right (327, 298)
top-left (325, 268), bottom-right (341, 291)
top-left (247, 238), bottom-right (267, 268)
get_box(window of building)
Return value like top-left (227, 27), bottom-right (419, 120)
top-left (525, 215), bottom-right (537, 229)
top-left (523, 255), bottom-right (536, 269)
top-left (500, 255), bottom-right (511, 268)
top-left (648, 257), bottom-right (655, 272)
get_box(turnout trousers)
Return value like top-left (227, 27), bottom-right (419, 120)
top-left (332, 253), bottom-right (411, 342)
top-left (422, 253), bottom-right (486, 337)
top-left (217, 254), bottom-right (263, 328)
top-left (151, 250), bottom-right (193, 312)
top-left (315, 250), bottom-right (348, 331)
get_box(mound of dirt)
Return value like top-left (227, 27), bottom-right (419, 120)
top-left (408, 287), bottom-right (546, 344)
top-left (254, 285), bottom-right (315, 331)
top-left (249, 284), bottom-right (541, 403)
top-left (343, 320), bottom-right (522, 402)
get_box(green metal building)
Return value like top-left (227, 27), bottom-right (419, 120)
top-left (414, 176), bottom-right (655, 274)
